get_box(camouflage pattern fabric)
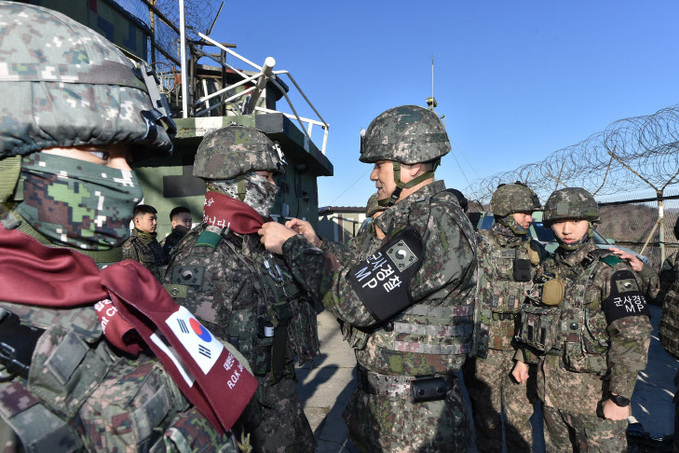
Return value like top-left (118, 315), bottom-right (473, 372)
top-left (0, 2), bottom-right (173, 159)
top-left (163, 223), bottom-right (318, 452)
top-left (462, 223), bottom-right (543, 452)
top-left (0, 302), bottom-right (235, 453)
top-left (280, 180), bottom-right (477, 452)
top-left (657, 251), bottom-right (679, 359)
top-left (543, 404), bottom-right (627, 453)
top-left (122, 228), bottom-right (167, 281)
top-left (517, 239), bottom-right (652, 451)
top-left (16, 152), bottom-right (143, 250)
top-left (543, 187), bottom-right (600, 225)
top-left (359, 105), bottom-right (451, 165)
top-left (462, 350), bottom-right (537, 453)
top-left (193, 125), bottom-right (284, 181)
top-left (208, 173), bottom-right (280, 218)
top-left (489, 183), bottom-right (541, 217)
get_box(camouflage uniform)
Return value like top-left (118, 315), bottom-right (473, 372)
top-left (462, 183), bottom-right (544, 453)
top-left (515, 188), bottom-right (652, 452)
top-left (0, 4), bottom-right (237, 451)
top-left (122, 228), bottom-right (168, 280)
top-left (163, 125), bottom-right (319, 453)
top-left (654, 224), bottom-right (679, 453)
top-left (279, 105), bottom-right (477, 452)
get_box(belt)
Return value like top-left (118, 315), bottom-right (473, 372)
top-left (356, 367), bottom-right (457, 399)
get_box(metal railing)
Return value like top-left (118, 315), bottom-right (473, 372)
top-left (184, 31), bottom-right (329, 155)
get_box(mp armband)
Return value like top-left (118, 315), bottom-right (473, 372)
top-left (602, 270), bottom-right (651, 323)
top-left (347, 227), bottom-right (425, 323)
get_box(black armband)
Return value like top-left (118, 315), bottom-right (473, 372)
top-left (602, 270), bottom-right (651, 323)
top-left (347, 228), bottom-right (425, 323)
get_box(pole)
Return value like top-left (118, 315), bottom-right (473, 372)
top-left (179, 0), bottom-right (188, 118)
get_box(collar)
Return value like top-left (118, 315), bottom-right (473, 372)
top-left (555, 239), bottom-right (597, 267)
top-left (375, 180), bottom-right (444, 238)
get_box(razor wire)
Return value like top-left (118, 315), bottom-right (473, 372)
top-left (466, 104), bottom-right (679, 204)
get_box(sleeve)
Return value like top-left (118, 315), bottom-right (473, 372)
top-left (282, 207), bottom-right (475, 329)
top-left (602, 265), bottom-right (653, 398)
top-left (122, 238), bottom-right (140, 261)
top-left (637, 264), bottom-right (660, 302)
top-left (320, 238), bottom-right (362, 265)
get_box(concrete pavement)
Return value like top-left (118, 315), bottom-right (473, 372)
top-left (296, 304), bottom-right (677, 452)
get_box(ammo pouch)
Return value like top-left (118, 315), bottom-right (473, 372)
top-left (410, 376), bottom-right (447, 403)
top-left (516, 304), bottom-right (559, 353)
top-left (542, 278), bottom-right (565, 306)
top-left (563, 341), bottom-right (607, 375)
top-left (513, 256), bottom-right (532, 282)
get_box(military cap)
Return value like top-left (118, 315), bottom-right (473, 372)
top-left (193, 125), bottom-right (285, 180)
top-left (490, 182), bottom-right (541, 217)
top-left (359, 105), bottom-right (450, 164)
top-left (543, 187), bottom-right (600, 225)
top-left (0, 2), bottom-right (175, 160)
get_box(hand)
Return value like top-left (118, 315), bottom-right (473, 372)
top-left (608, 247), bottom-right (644, 272)
top-left (258, 222), bottom-right (298, 254)
top-left (285, 218), bottom-right (321, 247)
top-left (601, 398), bottom-right (630, 420)
top-left (511, 361), bottom-right (530, 383)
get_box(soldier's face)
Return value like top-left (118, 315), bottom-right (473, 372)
top-left (42, 144), bottom-right (132, 171)
top-left (135, 213), bottom-right (157, 233)
top-left (512, 212), bottom-right (533, 229)
top-left (551, 220), bottom-right (589, 245)
top-left (255, 170), bottom-right (277, 186)
top-left (171, 213), bottom-right (192, 229)
top-left (371, 160), bottom-right (398, 200)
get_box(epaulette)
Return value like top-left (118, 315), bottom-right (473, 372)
top-left (599, 254), bottom-right (623, 267)
top-left (194, 228), bottom-right (222, 249)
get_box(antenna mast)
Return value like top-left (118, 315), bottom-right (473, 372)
top-left (426, 55), bottom-right (437, 111)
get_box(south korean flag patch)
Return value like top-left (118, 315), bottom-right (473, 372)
top-left (602, 270), bottom-right (651, 323)
top-left (348, 227), bottom-right (425, 323)
top-left (166, 306), bottom-right (224, 375)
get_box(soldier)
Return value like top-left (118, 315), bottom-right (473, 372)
top-left (162, 124), bottom-right (319, 452)
top-left (122, 204), bottom-right (168, 280)
top-left (0, 3), bottom-right (253, 451)
top-left (512, 187), bottom-right (652, 452)
top-left (462, 182), bottom-right (544, 452)
top-left (161, 206), bottom-right (193, 257)
top-left (259, 104), bottom-right (477, 452)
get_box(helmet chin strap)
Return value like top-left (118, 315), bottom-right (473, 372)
top-left (379, 162), bottom-right (434, 207)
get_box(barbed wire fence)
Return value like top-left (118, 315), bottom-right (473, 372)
top-left (465, 103), bottom-right (679, 268)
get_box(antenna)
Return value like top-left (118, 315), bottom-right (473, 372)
top-left (426, 55), bottom-right (437, 112)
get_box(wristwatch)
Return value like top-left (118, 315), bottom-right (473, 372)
top-left (608, 393), bottom-right (631, 407)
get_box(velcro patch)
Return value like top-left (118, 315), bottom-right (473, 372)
top-left (347, 228), bottom-right (425, 323)
top-left (602, 270), bottom-right (650, 323)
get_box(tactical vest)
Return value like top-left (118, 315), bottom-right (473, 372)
top-left (351, 190), bottom-right (477, 363)
top-left (517, 251), bottom-right (613, 375)
top-left (477, 231), bottom-right (535, 315)
top-left (164, 225), bottom-right (318, 384)
top-left (0, 303), bottom-right (231, 452)
top-left (659, 268), bottom-right (679, 360)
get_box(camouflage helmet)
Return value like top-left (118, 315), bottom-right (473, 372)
top-left (543, 187), bottom-right (600, 225)
top-left (359, 105), bottom-right (451, 164)
top-left (490, 182), bottom-right (542, 217)
top-left (193, 125), bottom-right (285, 180)
top-left (0, 2), bottom-right (175, 160)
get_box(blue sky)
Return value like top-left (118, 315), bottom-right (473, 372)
top-left (211, 0), bottom-right (679, 208)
